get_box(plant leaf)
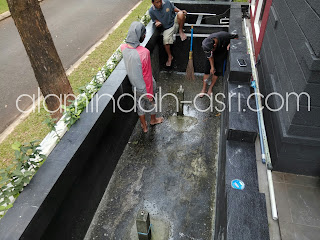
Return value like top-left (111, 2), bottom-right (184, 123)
top-left (12, 170), bottom-right (23, 176)
top-left (0, 204), bottom-right (13, 211)
top-left (11, 142), bottom-right (21, 151)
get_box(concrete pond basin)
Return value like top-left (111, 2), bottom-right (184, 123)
top-left (84, 72), bottom-right (223, 239)
top-left (0, 2), bottom-right (271, 240)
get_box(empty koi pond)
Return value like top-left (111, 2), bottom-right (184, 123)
top-left (85, 72), bottom-right (223, 239)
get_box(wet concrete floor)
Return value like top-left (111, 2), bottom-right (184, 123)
top-left (85, 72), bottom-right (223, 240)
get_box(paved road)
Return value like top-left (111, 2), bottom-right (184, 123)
top-left (0, 0), bottom-right (141, 134)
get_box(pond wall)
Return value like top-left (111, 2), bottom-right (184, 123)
top-left (0, 21), bottom-right (159, 240)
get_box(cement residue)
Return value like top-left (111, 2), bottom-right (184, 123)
top-left (191, 157), bottom-right (208, 177)
top-left (168, 115), bottom-right (198, 132)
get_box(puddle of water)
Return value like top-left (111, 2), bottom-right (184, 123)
top-left (168, 115), bottom-right (198, 132)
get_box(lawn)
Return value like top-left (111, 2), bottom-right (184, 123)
top-left (0, 0), bottom-right (8, 14)
top-left (0, 0), bottom-right (152, 169)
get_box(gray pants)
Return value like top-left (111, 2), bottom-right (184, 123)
top-left (136, 92), bottom-right (156, 116)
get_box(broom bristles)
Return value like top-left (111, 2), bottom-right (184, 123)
top-left (186, 58), bottom-right (195, 80)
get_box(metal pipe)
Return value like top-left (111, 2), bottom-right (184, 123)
top-left (187, 12), bottom-right (216, 16)
top-left (177, 85), bottom-right (184, 116)
top-left (244, 19), bottom-right (278, 221)
top-left (267, 170), bottom-right (278, 220)
top-left (252, 80), bottom-right (266, 164)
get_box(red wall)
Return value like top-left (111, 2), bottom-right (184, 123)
top-left (249, 0), bottom-right (272, 59)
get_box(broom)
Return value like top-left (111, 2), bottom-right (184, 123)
top-left (186, 25), bottom-right (195, 80)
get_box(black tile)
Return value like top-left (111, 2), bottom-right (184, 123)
top-left (228, 96), bottom-right (256, 113)
top-left (228, 110), bottom-right (258, 142)
top-left (229, 6), bottom-right (243, 38)
top-left (230, 39), bottom-right (247, 53)
top-left (229, 52), bottom-right (252, 83)
top-left (226, 141), bottom-right (259, 192)
top-left (227, 189), bottom-right (270, 240)
top-left (292, 106), bottom-right (320, 128)
top-left (228, 83), bottom-right (251, 99)
top-left (288, 124), bottom-right (320, 139)
top-left (272, 0), bottom-right (320, 83)
top-left (285, 0), bottom-right (320, 56)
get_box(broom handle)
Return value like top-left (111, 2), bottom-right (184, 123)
top-left (190, 25), bottom-right (194, 52)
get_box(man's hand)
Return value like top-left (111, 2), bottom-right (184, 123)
top-left (210, 67), bottom-right (216, 75)
top-left (155, 20), bottom-right (162, 28)
top-left (227, 43), bottom-right (230, 51)
top-left (181, 10), bottom-right (187, 15)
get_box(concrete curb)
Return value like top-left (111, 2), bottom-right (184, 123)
top-left (0, 11), bottom-right (10, 21)
top-left (0, 0), bottom-right (43, 22)
top-left (0, 0), bottom-right (145, 145)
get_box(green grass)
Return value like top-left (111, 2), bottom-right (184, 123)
top-left (0, 106), bottom-right (50, 169)
top-left (0, 0), bottom-right (152, 169)
top-left (0, 0), bottom-right (8, 14)
top-left (68, 0), bottom-right (151, 94)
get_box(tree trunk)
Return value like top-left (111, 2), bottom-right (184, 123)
top-left (7, 0), bottom-right (74, 120)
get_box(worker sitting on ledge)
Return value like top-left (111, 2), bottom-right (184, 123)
top-left (121, 22), bottom-right (163, 133)
top-left (149, 0), bottom-right (187, 67)
top-left (200, 31), bottom-right (238, 97)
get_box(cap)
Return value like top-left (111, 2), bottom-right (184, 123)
top-left (202, 37), bottom-right (213, 58)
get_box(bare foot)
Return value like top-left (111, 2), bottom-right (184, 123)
top-left (166, 56), bottom-right (173, 67)
top-left (179, 30), bottom-right (187, 41)
top-left (141, 121), bottom-right (148, 133)
top-left (200, 89), bottom-right (206, 98)
top-left (207, 89), bottom-right (213, 95)
top-left (150, 117), bottom-right (164, 126)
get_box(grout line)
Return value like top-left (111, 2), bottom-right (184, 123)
top-left (273, 180), bottom-right (285, 183)
top-left (284, 182), bottom-right (295, 225)
top-left (294, 222), bottom-right (320, 230)
top-left (284, 172), bottom-right (320, 180)
top-left (284, 182), bottom-right (320, 189)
